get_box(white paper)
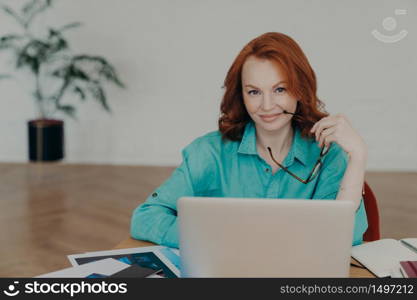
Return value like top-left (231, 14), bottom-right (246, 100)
top-left (36, 258), bottom-right (129, 278)
top-left (400, 238), bottom-right (417, 253)
top-left (390, 267), bottom-right (404, 278)
top-left (67, 246), bottom-right (164, 266)
top-left (68, 245), bottom-right (181, 277)
top-left (352, 239), bottom-right (417, 277)
top-left (155, 248), bottom-right (181, 277)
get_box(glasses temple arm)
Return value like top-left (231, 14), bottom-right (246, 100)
top-left (267, 147), bottom-right (307, 184)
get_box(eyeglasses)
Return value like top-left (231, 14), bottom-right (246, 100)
top-left (267, 143), bottom-right (331, 184)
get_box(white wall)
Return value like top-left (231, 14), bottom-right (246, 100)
top-left (0, 0), bottom-right (416, 171)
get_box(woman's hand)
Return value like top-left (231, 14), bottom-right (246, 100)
top-left (310, 114), bottom-right (367, 161)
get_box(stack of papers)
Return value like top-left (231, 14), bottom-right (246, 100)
top-left (352, 238), bottom-right (417, 278)
top-left (37, 246), bottom-right (181, 278)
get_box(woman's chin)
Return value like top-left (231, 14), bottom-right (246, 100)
top-left (255, 118), bottom-right (289, 132)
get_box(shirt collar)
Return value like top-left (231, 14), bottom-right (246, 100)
top-left (237, 121), bottom-right (257, 155)
top-left (237, 120), bottom-right (310, 166)
top-left (292, 128), bottom-right (309, 166)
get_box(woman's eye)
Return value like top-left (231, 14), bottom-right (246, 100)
top-left (248, 90), bottom-right (260, 95)
top-left (275, 87), bottom-right (286, 93)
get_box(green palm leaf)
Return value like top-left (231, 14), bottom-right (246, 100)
top-left (1, 5), bottom-right (25, 27)
top-left (56, 104), bottom-right (76, 119)
top-left (0, 0), bottom-right (125, 120)
top-left (88, 84), bottom-right (111, 112)
top-left (72, 55), bottom-right (125, 87)
top-left (57, 22), bottom-right (82, 33)
top-left (73, 86), bottom-right (86, 101)
top-left (0, 34), bottom-right (24, 50)
top-left (22, 0), bottom-right (54, 29)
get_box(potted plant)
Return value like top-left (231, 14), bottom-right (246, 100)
top-left (0, 0), bottom-right (124, 161)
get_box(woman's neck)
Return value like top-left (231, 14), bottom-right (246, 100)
top-left (255, 123), bottom-right (294, 158)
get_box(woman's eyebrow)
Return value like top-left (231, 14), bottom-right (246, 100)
top-left (244, 81), bottom-right (287, 89)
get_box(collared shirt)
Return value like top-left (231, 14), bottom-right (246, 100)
top-left (131, 121), bottom-right (368, 248)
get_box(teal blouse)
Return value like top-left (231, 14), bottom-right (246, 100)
top-left (130, 121), bottom-right (368, 248)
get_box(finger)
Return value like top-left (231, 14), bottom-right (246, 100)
top-left (318, 127), bottom-right (336, 147)
top-left (315, 118), bottom-right (338, 141)
top-left (311, 116), bottom-right (330, 133)
top-left (322, 133), bottom-right (337, 148)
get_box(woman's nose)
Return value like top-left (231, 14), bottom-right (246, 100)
top-left (261, 93), bottom-right (276, 111)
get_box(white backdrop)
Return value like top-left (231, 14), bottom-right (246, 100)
top-left (0, 0), bottom-right (416, 170)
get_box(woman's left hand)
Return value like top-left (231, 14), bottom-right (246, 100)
top-left (310, 114), bottom-right (367, 161)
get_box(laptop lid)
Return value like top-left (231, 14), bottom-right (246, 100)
top-left (178, 197), bottom-right (355, 277)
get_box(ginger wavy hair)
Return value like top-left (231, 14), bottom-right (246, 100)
top-left (218, 32), bottom-right (328, 141)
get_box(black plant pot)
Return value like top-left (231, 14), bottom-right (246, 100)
top-left (28, 119), bottom-right (64, 162)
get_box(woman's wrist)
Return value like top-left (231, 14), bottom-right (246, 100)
top-left (348, 150), bottom-right (367, 164)
top-left (347, 140), bottom-right (368, 163)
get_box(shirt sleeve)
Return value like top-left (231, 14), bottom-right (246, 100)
top-left (312, 143), bottom-right (368, 246)
top-left (130, 139), bottom-right (209, 248)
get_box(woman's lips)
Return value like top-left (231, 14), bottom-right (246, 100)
top-left (259, 113), bottom-right (282, 122)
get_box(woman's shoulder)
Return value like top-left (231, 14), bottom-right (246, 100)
top-left (180, 130), bottom-right (226, 187)
top-left (182, 129), bottom-right (232, 157)
top-left (322, 141), bottom-right (349, 170)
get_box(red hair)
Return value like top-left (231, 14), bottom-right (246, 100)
top-left (218, 32), bottom-right (328, 141)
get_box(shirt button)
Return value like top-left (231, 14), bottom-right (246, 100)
top-left (152, 192), bottom-right (158, 197)
top-left (265, 168), bottom-right (270, 172)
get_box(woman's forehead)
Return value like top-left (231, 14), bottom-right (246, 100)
top-left (242, 56), bottom-right (287, 87)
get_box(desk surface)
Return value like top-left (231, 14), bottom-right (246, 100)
top-left (115, 237), bottom-right (375, 278)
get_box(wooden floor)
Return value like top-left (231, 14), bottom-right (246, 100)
top-left (0, 163), bottom-right (416, 277)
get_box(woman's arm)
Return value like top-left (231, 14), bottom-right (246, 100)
top-left (336, 150), bottom-right (367, 210)
top-left (311, 114), bottom-right (368, 210)
top-left (131, 137), bottom-right (213, 248)
top-left (131, 146), bottom-right (198, 248)
top-left (130, 156), bottom-right (194, 248)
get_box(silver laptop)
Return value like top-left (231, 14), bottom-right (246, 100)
top-left (178, 197), bottom-right (355, 277)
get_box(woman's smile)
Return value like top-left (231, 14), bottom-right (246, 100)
top-left (259, 112), bottom-right (282, 122)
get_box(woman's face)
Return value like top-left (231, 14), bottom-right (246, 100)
top-left (241, 56), bottom-right (298, 132)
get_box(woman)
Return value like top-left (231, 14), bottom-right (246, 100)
top-left (130, 32), bottom-right (368, 248)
